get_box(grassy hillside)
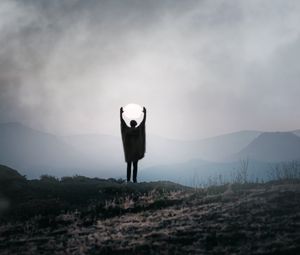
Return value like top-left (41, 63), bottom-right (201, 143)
top-left (0, 165), bottom-right (189, 220)
top-left (0, 165), bottom-right (299, 254)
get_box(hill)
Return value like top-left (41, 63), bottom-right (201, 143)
top-left (0, 165), bottom-right (299, 254)
top-left (0, 164), bottom-right (26, 182)
top-left (0, 165), bottom-right (189, 220)
top-left (0, 165), bottom-right (28, 214)
top-left (233, 132), bottom-right (300, 162)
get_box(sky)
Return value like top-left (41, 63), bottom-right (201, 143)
top-left (0, 0), bottom-right (300, 140)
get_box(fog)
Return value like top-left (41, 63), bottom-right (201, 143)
top-left (1, 0), bottom-right (300, 140)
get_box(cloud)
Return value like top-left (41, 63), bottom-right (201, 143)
top-left (0, 0), bottom-right (300, 139)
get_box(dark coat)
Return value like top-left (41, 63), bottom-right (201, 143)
top-left (121, 112), bottom-right (146, 162)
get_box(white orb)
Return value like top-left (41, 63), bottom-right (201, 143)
top-left (123, 103), bottom-right (143, 119)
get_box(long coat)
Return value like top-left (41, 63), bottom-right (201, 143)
top-left (121, 112), bottom-right (146, 162)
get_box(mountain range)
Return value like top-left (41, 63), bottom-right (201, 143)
top-left (0, 122), bottom-right (299, 183)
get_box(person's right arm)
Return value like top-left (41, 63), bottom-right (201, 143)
top-left (120, 107), bottom-right (126, 127)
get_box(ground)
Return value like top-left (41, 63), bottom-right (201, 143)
top-left (1, 179), bottom-right (300, 255)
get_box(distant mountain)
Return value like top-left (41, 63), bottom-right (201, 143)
top-left (0, 123), bottom-right (123, 178)
top-left (0, 123), bottom-right (85, 178)
top-left (233, 132), bottom-right (300, 162)
top-left (191, 130), bottom-right (261, 161)
top-left (3, 122), bottom-right (297, 181)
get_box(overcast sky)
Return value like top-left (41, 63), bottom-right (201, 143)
top-left (0, 0), bottom-right (300, 140)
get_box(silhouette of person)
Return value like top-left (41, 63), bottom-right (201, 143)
top-left (120, 106), bottom-right (146, 183)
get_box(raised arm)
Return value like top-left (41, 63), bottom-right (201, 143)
top-left (141, 107), bottom-right (146, 125)
top-left (120, 107), bottom-right (126, 127)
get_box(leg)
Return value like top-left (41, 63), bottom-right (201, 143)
top-left (133, 161), bottom-right (138, 183)
top-left (127, 161), bottom-right (132, 182)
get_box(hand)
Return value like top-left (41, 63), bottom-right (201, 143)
top-left (143, 107), bottom-right (146, 113)
top-left (120, 107), bottom-right (124, 113)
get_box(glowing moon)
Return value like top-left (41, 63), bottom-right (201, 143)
top-left (123, 103), bottom-right (143, 119)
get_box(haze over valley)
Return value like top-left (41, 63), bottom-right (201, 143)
top-left (1, 122), bottom-right (299, 185)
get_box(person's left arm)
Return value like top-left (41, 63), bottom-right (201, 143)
top-left (120, 107), bottom-right (128, 131)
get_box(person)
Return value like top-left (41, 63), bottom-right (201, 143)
top-left (120, 106), bottom-right (146, 183)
